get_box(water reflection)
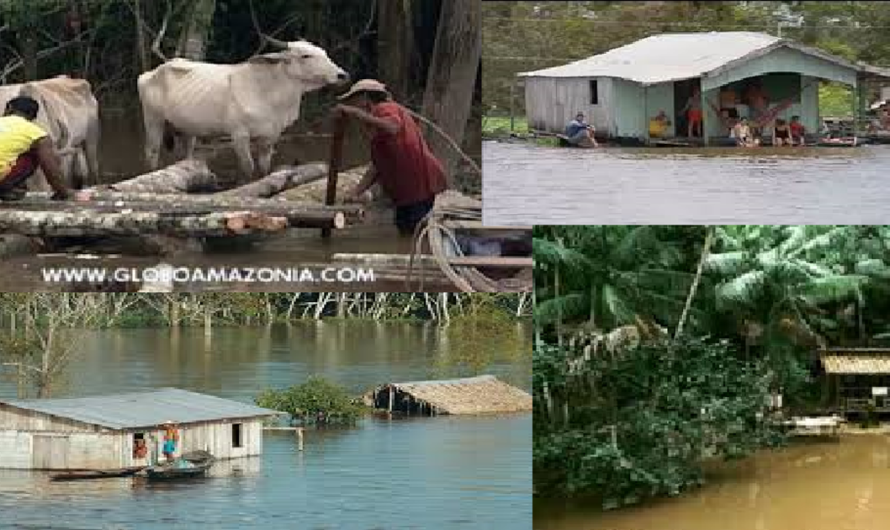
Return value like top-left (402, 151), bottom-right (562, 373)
top-left (1, 322), bottom-right (531, 529)
top-left (483, 141), bottom-right (890, 225)
top-left (535, 435), bottom-right (890, 530)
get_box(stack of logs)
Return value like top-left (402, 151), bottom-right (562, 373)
top-left (0, 160), bottom-right (364, 250)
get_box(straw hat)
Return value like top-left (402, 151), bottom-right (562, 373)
top-left (338, 79), bottom-right (390, 101)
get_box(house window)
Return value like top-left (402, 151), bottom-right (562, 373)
top-left (133, 432), bottom-right (147, 459)
top-left (589, 80), bottom-right (599, 105)
top-left (232, 423), bottom-right (243, 448)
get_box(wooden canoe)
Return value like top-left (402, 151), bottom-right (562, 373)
top-left (422, 192), bottom-right (532, 293)
top-left (50, 466), bottom-right (144, 481)
top-left (144, 450), bottom-right (214, 480)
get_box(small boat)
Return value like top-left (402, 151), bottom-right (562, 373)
top-left (422, 192), bottom-right (532, 293)
top-left (817, 136), bottom-right (860, 147)
top-left (144, 450), bottom-right (214, 480)
top-left (50, 466), bottom-right (144, 481)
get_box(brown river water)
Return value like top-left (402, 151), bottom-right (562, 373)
top-left (483, 141), bottom-right (890, 225)
top-left (535, 435), bottom-right (890, 530)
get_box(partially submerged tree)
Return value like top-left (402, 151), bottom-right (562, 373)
top-left (255, 376), bottom-right (366, 425)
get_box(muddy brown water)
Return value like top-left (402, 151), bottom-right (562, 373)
top-left (534, 435), bottom-right (890, 530)
top-left (483, 141), bottom-right (890, 225)
top-left (0, 323), bottom-right (531, 530)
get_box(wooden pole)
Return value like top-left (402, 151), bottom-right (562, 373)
top-left (322, 114), bottom-right (347, 239)
top-left (296, 427), bottom-right (304, 452)
top-left (389, 386), bottom-right (394, 412)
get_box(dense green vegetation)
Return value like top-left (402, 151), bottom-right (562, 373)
top-left (255, 376), bottom-right (366, 425)
top-left (533, 226), bottom-right (890, 506)
top-left (484, 1), bottom-right (890, 126)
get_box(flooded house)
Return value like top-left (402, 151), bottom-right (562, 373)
top-left (819, 348), bottom-right (890, 414)
top-left (0, 388), bottom-right (282, 470)
top-left (365, 375), bottom-right (532, 415)
top-left (520, 31), bottom-right (890, 144)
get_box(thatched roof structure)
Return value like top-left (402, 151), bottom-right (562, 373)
top-left (366, 375), bottom-right (532, 416)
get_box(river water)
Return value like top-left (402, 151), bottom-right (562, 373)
top-left (483, 141), bottom-right (890, 225)
top-left (0, 322), bottom-right (531, 530)
top-left (535, 435), bottom-right (890, 530)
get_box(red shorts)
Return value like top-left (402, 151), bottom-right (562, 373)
top-left (0, 152), bottom-right (38, 190)
top-left (688, 109), bottom-right (703, 123)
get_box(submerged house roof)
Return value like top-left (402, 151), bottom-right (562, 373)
top-left (371, 375), bottom-right (532, 415)
top-left (0, 388), bottom-right (282, 430)
top-left (520, 31), bottom-right (878, 85)
top-left (820, 349), bottom-right (890, 374)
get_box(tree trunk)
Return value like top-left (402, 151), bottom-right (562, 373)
top-left (107, 159), bottom-right (218, 194)
top-left (133, 0), bottom-right (152, 72)
top-left (421, 0), bottom-right (481, 184)
top-left (0, 208), bottom-right (288, 238)
top-left (674, 227), bottom-right (714, 341)
top-left (377, 0), bottom-right (414, 101)
top-left (20, 31), bottom-right (39, 81)
top-left (179, 0), bottom-right (216, 60)
top-left (216, 163), bottom-right (329, 198)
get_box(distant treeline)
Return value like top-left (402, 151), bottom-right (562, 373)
top-left (0, 293), bottom-right (531, 328)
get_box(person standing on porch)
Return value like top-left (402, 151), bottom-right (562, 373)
top-left (680, 87), bottom-right (703, 138)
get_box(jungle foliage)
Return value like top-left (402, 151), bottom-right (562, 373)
top-left (533, 225), bottom-right (890, 505)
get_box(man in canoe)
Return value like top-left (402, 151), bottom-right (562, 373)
top-left (564, 112), bottom-right (598, 147)
top-left (0, 96), bottom-right (73, 201)
top-left (335, 79), bottom-right (447, 236)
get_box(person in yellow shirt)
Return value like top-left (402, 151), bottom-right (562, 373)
top-left (0, 97), bottom-right (71, 201)
top-left (648, 110), bottom-right (671, 138)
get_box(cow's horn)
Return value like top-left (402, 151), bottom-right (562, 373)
top-left (263, 34), bottom-right (289, 50)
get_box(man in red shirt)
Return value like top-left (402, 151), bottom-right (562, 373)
top-left (334, 79), bottom-right (447, 236)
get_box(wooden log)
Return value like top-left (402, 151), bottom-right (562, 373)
top-left (15, 196), bottom-right (358, 229)
top-left (332, 253), bottom-right (439, 268)
top-left (215, 163), bottom-right (330, 198)
top-left (0, 209), bottom-right (289, 238)
top-left (448, 256), bottom-right (534, 268)
top-left (105, 159), bottom-right (219, 194)
top-left (0, 234), bottom-right (41, 258)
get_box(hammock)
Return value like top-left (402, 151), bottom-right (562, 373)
top-left (750, 80), bottom-right (819, 128)
top-left (706, 80), bottom-right (819, 130)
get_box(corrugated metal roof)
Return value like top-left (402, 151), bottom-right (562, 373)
top-left (519, 32), bottom-right (865, 84)
top-left (0, 388), bottom-right (282, 430)
top-left (821, 354), bottom-right (890, 374)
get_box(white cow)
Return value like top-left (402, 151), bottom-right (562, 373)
top-left (0, 76), bottom-right (100, 189)
top-left (138, 40), bottom-right (349, 180)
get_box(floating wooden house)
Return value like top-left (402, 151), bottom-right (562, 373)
top-left (365, 375), bottom-right (532, 416)
top-left (520, 32), bottom-right (890, 144)
top-left (0, 388), bottom-right (282, 470)
top-left (820, 348), bottom-right (890, 414)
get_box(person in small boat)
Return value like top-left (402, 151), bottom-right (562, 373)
top-left (564, 113), bottom-right (598, 146)
top-left (731, 118), bottom-right (758, 147)
top-left (648, 110), bottom-right (671, 138)
top-left (161, 421), bottom-right (179, 461)
top-left (680, 87), bottom-right (703, 138)
top-left (772, 118), bottom-right (792, 146)
top-left (564, 112), bottom-right (598, 147)
top-left (789, 115), bottom-right (806, 146)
